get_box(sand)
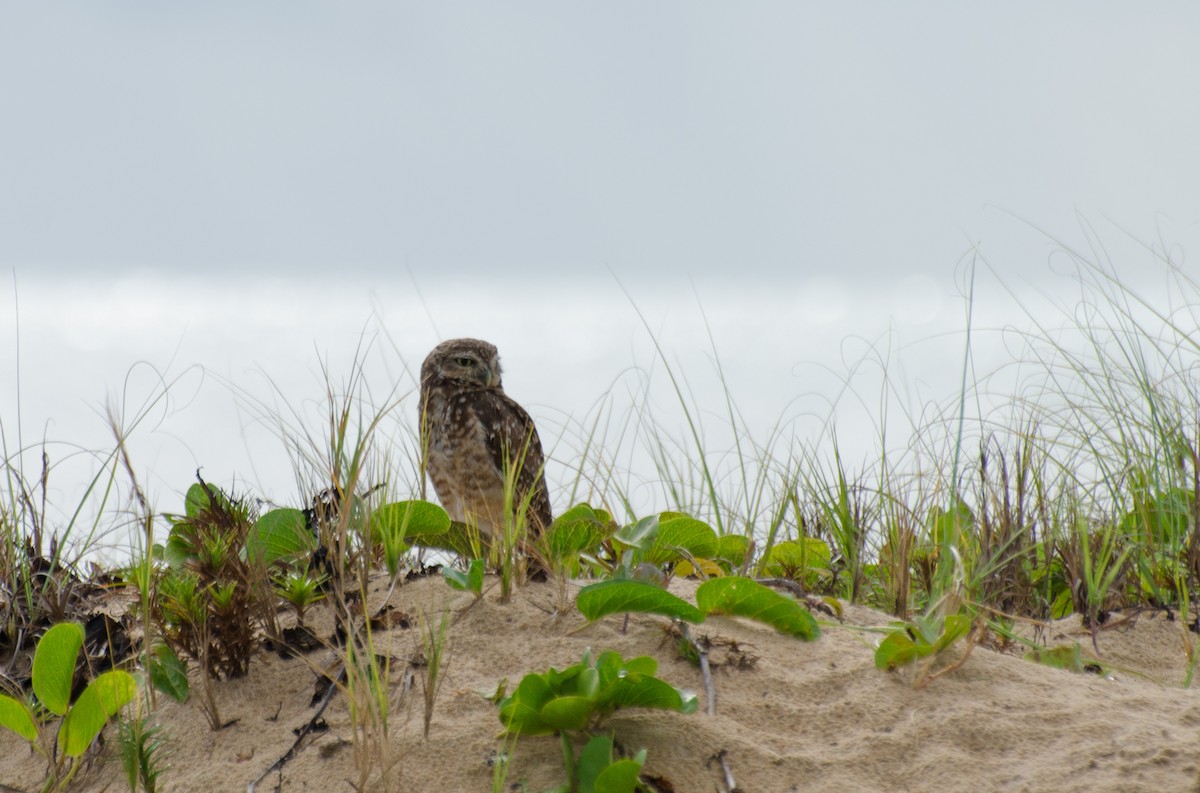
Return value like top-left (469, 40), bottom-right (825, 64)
top-left (3, 574), bottom-right (1200, 793)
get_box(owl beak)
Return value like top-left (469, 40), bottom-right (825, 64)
top-left (484, 366), bottom-right (501, 387)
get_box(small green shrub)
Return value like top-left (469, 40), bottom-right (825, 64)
top-left (498, 649), bottom-right (696, 737)
top-left (498, 650), bottom-right (692, 792)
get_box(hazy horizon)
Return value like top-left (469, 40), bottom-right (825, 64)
top-left (2, 4), bottom-right (1198, 555)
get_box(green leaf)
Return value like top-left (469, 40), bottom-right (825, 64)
top-left (874, 629), bottom-right (926, 670)
top-left (163, 531), bottom-right (194, 569)
top-left (715, 534), bottom-right (751, 567)
top-left (499, 672), bottom-right (556, 735)
top-left (371, 500), bottom-right (451, 544)
top-left (873, 614), bottom-right (973, 670)
top-left (576, 580), bottom-right (705, 624)
top-left (644, 514), bottom-right (718, 565)
top-left (612, 515), bottom-right (659, 551)
top-left (545, 507), bottom-right (607, 562)
top-left (932, 614), bottom-right (972, 653)
top-left (497, 650), bottom-right (696, 738)
top-left (247, 508), bottom-right (313, 564)
top-left (59, 670), bottom-right (137, 756)
top-left (33, 622), bottom-right (85, 716)
top-left (410, 519), bottom-right (478, 557)
top-left (553, 503), bottom-right (608, 528)
top-left (595, 759), bottom-right (645, 793)
top-left (538, 695), bottom-right (595, 731)
top-left (695, 577), bottom-right (820, 640)
top-left (0, 695), bottom-right (37, 743)
top-left (599, 675), bottom-right (697, 714)
top-left (148, 644), bottom-right (190, 703)
top-left (443, 558), bottom-right (485, 593)
top-left (183, 482), bottom-right (212, 518)
top-left (577, 734), bottom-right (615, 793)
top-left (760, 538), bottom-right (831, 579)
top-left (1050, 587), bottom-right (1074, 619)
top-left (611, 653), bottom-right (657, 679)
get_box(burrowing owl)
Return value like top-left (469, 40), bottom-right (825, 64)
top-left (418, 338), bottom-right (553, 540)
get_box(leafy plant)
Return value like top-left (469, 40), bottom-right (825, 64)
top-left (117, 705), bottom-right (172, 793)
top-left (498, 649), bottom-right (692, 792)
top-left (874, 612), bottom-right (976, 688)
top-left (498, 649), bottom-right (697, 737)
top-left (418, 607), bottom-right (452, 740)
top-left (0, 622), bottom-right (138, 790)
top-left (158, 479), bottom-right (276, 680)
top-left (758, 538), bottom-right (833, 590)
top-left (274, 569), bottom-right (326, 627)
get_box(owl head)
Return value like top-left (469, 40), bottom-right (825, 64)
top-left (421, 338), bottom-right (503, 389)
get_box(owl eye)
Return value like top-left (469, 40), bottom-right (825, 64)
top-left (454, 356), bottom-right (475, 368)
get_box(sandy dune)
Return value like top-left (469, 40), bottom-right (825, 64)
top-left (2, 574), bottom-right (1199, 792)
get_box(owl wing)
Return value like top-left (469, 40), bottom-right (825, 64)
top-left (478, 391), bottom-right (553, 534)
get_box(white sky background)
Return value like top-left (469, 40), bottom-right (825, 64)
top-left (1, 3), bottom-right (1199, 555)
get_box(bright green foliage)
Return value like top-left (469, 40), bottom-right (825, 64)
top-left (641, 513), bottom-right (719, 565)
top-left (408, 519), bottom-right (479, 558)
top-left (759, 539), bottom-right (832, 589)
top-left (370, 500), bottom-right (451, 547)
top-left (575, 734), bottom-right (646, 793)
top-left (714, 534), bottom-right (751, 570)
top-left (497, 649), bottom-right (697, 737)
top-left (1120, 484), bottom-right (1194, 549)
top-left (247, 508), bottom-right (312, 565)
top-left (874, 613), bottom-right (972, 671)
top-left (442, 558), bottom-right (485, 595)
top-left (146, 644), bottom-right (190, 704)
top-left (60, 670), bottom-right (138, 756)
top-left (0, 694), bottom-right (37, 741)
top-left (33, 622), bottom-right (85, 716)
top-left (0, 622), bottom-right (138, 768)
top-left (576, 579), bottom-right (705, 624)
top-left (274, 570), bottom-right (326, 625)
top-left (370, 500), bottom-right (451, 576)
top-left (118, 712), bottom-right (171, 793)
top-left (613, 515), bottom-right (658, 551)
top-left (694, 577), bottom-right (820, 640)
top-left (575, 576), bottom-right (821, 641)
top-left (544, 503), bottom-right (611, 572)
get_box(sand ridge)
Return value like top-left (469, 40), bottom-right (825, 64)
top-left (2, 574), bottom-right (1199, 792)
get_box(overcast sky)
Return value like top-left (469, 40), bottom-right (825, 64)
top-left (2, 3), bottom-right (1198, 548)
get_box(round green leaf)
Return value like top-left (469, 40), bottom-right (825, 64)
top-left (373, 500), bottom-right (450, 539)
top-left (716, 534), bottom-right (751, 567)
top-left (248, 508), bottom-right (313, 564)
top-left (595, 759), bottom-right (645, 793)
top-left (183, 482), bottom-right (212, 518)
top-left (644, 515), bottom-right (719, 564)
top-left (539, 695), bottom-right (595, 731)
